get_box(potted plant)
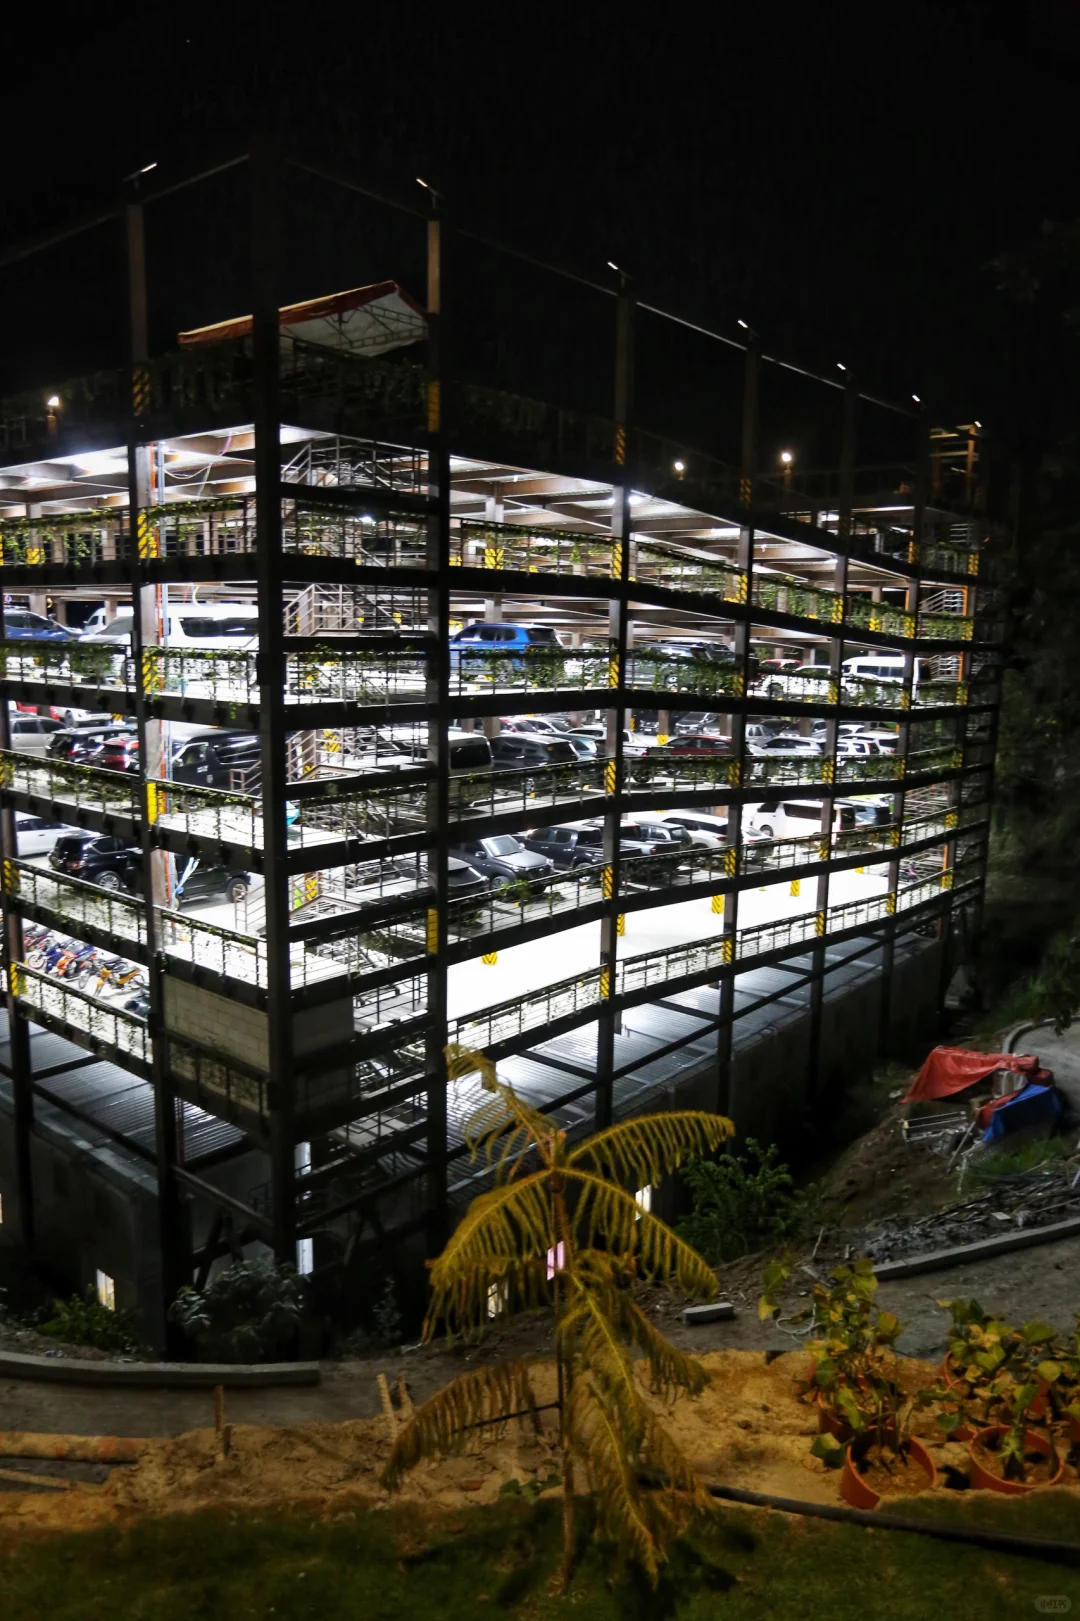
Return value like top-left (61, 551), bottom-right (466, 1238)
top-left (791, 1261), bottom-right (936, 1507)
top-left (967, 1378), bottom-right (1063, 1496)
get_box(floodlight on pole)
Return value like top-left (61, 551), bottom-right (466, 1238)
top-left (673, 459), bottom-right (685, 475)
top-left (737, 319), bottom-right (749, 330)
top-left (836, 362), bottom-right (847, 372)
top-left (780, 449), bottom-right (794, 490)
top-left (46, 395), bottom-right (61, 409)
top-left (911, 393), bottom-right (921, 404)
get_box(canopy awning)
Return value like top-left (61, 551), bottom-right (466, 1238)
top-left (179, 280), bottom-right (427, 357)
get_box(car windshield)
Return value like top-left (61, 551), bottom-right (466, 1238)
top-left (483, 836), bottom-right (521, 856)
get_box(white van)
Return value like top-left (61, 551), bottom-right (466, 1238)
top-left (842, 654), bottom-right (923, 693)
top-left (746, 798), bottom-right (858, 839)
top-left (80, 602), bottom-right (259, 650)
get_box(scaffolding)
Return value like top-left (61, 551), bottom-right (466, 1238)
top-left (0, 149), bottom-right (1004, 1336)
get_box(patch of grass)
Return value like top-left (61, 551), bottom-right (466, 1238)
top-left (3, 1495), bottom-right (1080, 1620)
top-left (964, 1135), bottom-right (1072, 1190)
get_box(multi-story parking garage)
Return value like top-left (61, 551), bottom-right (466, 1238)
top-left (0, 155), bottom-right (1005, 1340)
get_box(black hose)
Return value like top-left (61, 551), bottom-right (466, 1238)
top-left (701, 1480), bottom-right (1080, 1566)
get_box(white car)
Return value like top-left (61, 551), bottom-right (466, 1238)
top-left (651, 810), bottom-right (729, 848)
top-left (7, 714), bottom-right (64, 754)
top-left (567, 725), bottom-right (650, 758)
top-left (748, 734), bottom-right (824, 758)
top-left (13, 811), bottom-right (80, 857)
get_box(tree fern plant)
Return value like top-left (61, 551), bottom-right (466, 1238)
top-left (382, 1044), bottom-right (733, 1588)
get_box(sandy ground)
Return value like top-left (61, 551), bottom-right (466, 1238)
top-left (1, 1348), bottom-right (1008, 1538)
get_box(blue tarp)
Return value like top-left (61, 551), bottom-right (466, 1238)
top-left (982, 1083), bottom-right (1063, 1143)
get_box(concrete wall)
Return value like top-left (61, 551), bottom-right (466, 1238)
top-left (0, 1090), bottom-right (164, 1341)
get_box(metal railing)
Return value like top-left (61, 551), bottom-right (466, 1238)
top-left (449, 967), bottom-right (605, 1050)
top-left (451, 520), bottom-right (614, 577)
top-left (0, 750), bottom-right (141, 819)
top-left (632, 542), bottom-right (747, 604)
top-left (3, 859), bottom-right (147, 948)
top-left (11, 960), bottom-right (150, 1064)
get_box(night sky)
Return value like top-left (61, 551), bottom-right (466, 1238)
top-left (2, 2), bottom-right (1077, 469)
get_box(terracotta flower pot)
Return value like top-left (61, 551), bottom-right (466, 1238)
top-left (967, 1427), bottom-right (1063, 1495)
top-left (816, 1389), bottom-right (852, 1442)
top-left (840, 1433), bottom-right (937, 1511)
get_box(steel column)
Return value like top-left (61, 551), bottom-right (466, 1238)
top-left (424, 207), bottom-right (452, 1252)
top-left (879, 414), bottom-right (927, 1048)
top-left (596, 281), bottom-right (635, 1130)
top-left (122, 188), bottom-right (189, 1343)
top-left (0, 700), bottom-right (33, 1245)
top-left (250, 143), bottom-right (296, 1265)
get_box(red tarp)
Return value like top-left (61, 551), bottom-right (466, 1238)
top-left (903, 1046), bottom-right (1041, 1104)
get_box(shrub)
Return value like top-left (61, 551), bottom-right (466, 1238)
top-left (168, 1258), bottom-right (305, 1363)
top-left (38, 1292), bottom-right (142, 1355)
top-left (677, 1139), bottom-right (808, 1264)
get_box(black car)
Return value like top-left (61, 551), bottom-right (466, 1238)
top-left (521, 826), bottom-right (609, 869)
top-left (488, 733), bottom-right (580, 772)
top-left (50, 833), bottom-right (138, 891)
top-left (48, 723), bottom-right (134, 764)
top-left (171, 731), bottom-right (261, 790)
top-left (450, 834), bottom-right (554, 882)
top-left (171, 858), bottom-right (253, 907)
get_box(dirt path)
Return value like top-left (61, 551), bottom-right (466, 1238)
top-left (0, 1349), bottom-right (992, 1537)
top-left (3, 1228), bottom-right (1079, 1440)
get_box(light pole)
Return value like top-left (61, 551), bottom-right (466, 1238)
top-left (780, 448), bottom-right (794, 490)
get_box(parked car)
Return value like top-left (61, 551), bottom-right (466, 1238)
top-left (13, 812), bottom-right (79, 857)
top-left (170, 858), bottom-right (253, 907)
top-left (571, 819), bottom-right (665, 857)
top-left (855, 728), bottom-right (900, 755)
top-left (171, 731), bottom-right (261, 790)
top-left (673, 712), bottom-right (722, 736)
top-left (836, 736), bottom-right (881, 758)
top-left (498, 715), bottom-right (570, 736)
top-left (745, 799), bottom-right (857, 839)
top-left (1, 610), bottom-right (75, 641)
top-left (79, 602), bottom-right (260, 650)
top-left (48, 723), bottom-right (135, 763)
top-left (489, 732), bottom-right (581, 772)
top-left (451, 622), bottom-right (563, 673)
top-left (450, 834), bottom-right (554, 883)
top-left (646, 733), bottom-right (733, 757)
top-left (50, 833), bottom-right (138, 891)
top-left (653, 810), bottom-right (769, 862)
top-left (748, 734), bottom-right (823, 758)
top-left (82, 603), bottom-right (132, 635)
top-left (758, 657), bottom-right (801, 675)
top-left (89, 733), bottom-right (141, 773)
top-left (566, 725), bottom-right (650, 759)
top-left (7, 714), bottom-right (64, 753)
top-left (563, 733), bottom-right (599, 760)
top-left (619, 817), bottom-right (694, 851)
top-left (520, 826), bottom-right (610, 868)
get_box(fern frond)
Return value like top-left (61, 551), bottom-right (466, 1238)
top-left (381, 1358), bottom-right (538, 1489)
top-left (425, 1252), bottom-right (551, 1341)
top-left (642, 1413), bottom-right (710, 1516)
top-left (568, 1111), bottom-right (733, 1186)
top-left (565, 1379), bottom-right (664, 1586)
top-left (559, 1274), bottom-right (645, 1447)
top-left (462, 1074), bottom-right (561, 1179)
top-left (423, 1173), bottom-right (555, 1336)
top-left (564, 1169), bottom-right (719, 1298)
top-left (615, 1295), bottom-right (710, 1402)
